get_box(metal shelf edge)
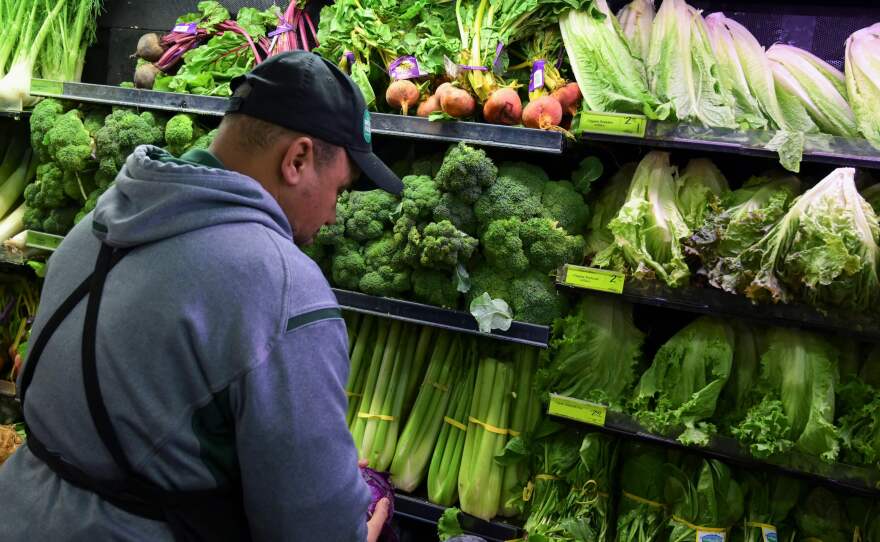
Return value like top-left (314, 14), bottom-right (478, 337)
top-left (550, 406), bottom-right (880, 498)
top-left (334, 289), bottom-right (550, 348)
top-left (393, 492), bottom-right (522, 542)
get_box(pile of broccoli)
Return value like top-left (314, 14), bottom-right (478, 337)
top-left (304, 142), bottom-right (591, 325)
top-left (26, 100), bottom-right (215, 235)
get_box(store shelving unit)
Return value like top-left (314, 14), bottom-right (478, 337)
top-left (395, 493), bottom-right (522, 542)
top-left (579, 121), bottom-right (880, 170)
top-left (334, 289), bottom-right (549, 348)
top-left (548, 398), bottom-right (880, 499)
top-left (557, 275), bottom-right (880, 343)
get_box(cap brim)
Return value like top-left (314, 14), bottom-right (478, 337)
top-left (347, 148), bottom-right (404, 195)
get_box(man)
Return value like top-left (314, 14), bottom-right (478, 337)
top-left (0, 51), bottom-right (400, 540)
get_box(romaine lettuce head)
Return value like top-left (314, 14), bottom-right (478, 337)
top-left (676, 158), bottom-right (730, 230)
top-left (617, 0), bottom-right (655, 61)
top-left (594, 151), bottom-right (691, 287)
top-left (585, 162), bottom-right (637, 257)
top-left (846, 23), bottom-right (880, 148)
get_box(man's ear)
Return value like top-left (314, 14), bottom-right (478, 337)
top-left (280, 136), bottom-right (314, 187)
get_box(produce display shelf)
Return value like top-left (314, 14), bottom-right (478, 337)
top-left (28, 81), bottom-right (565, 154)
top-left (558, 277), bottom-right (880, 343)
top-left (549, 401), bottom-right (880, 499)
top-left (578, 121), bottom-right (880, 170)
top-left (333, 289), bottom-right (550, 348)
top-left (394, 492), bottom-right (522, 542)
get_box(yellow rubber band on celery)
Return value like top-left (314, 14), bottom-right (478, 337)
top-left (443, 416), bottom-right (467, 431)
top-left (744, 522), bottom-right (776, 531)
top-left (508, 429), bottom-right (521, 437)
top-left (357, 412), bottom-right (395, 421)
top-left (345, 391), bottom-right (362, 398)
top-left (622, 491), bottom-right (665, 508)
top-left (534, 474), bottom-right (559, 481)
top-left (468, 416), bottom-right (508, 435)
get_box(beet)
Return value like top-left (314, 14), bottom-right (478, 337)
top-left (552, 82), bottom-right (582, 117)
top-left (522, 96), bottom-right (563, 130)
top-left (386, 80), bottom-right (420, 116)
top-left (440, 87), bottom-right (476, 118)
top-left (134, 63), bottom-right (162, 89)
top-left (417, 94), bottom-right (441, 117)
top-left (483, 88), bottom-right (522, 125)
top-left (136, 33), bottom-right (164, 62)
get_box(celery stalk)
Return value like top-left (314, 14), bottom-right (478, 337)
top-left (359, 319), bottom-right (404, 467)
top-left (390, 333), bottom-right (459, 491)
top-left (401, 326), bottom-right (435, 412)
top-left (459, 356), bottom-right (514, 520)
top-left (346, 315), bottom-right (376, 426)
top-left (350, 318), bottom-right (390, 445)
top-left (428, 346), bottom-right (476, 506)
top-left (373, 325), bottom-right (417, 470)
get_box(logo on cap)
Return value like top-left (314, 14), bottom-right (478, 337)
top-left (363, 110), bottom-right (372, 144)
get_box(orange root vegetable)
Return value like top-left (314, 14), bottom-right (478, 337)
top-left (482, 88), bottom-right (522, 125)
top-left (417, 94), bottom-right (441, 117)
top-left (552, 82), bottom-right (582, 117)
top-left (386, 80), bottom-right (421, 116)
top-left (440, 87), bottom-right (476, 118)
top-left (435, 82), bottom-right (454, 102)
top-left (522, 96), bottom-right (563, 129)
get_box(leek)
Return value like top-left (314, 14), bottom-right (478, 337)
top-left (0, 202), bottom-right (25, 243)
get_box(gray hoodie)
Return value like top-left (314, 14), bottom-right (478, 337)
top-left (0, 145), bottom-right (370, 541)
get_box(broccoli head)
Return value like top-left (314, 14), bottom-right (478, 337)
top-left (435, 143), bottom-right (497, 204)
top-left (520, 217), bottom-right (586, 273)
top-left (417, 220), bottom-right (478, 269)
top-left (23, 207), bottom-right (48, 231)
top-left (358, 234), bottom-right (411, 296)
top-left (433, 193), bottom-right (478, 236)
top-left (74, 188), bottom-right (105, 224)
top-left (540, 180), bottom-right (590, 234)
top-left (474, 174), bottom-right (545, 229)
top-left (43, 207), bottom-right (80, 235)
top-left (411, 268), bottom-right (460, 308)
top-left (399, 175), bottom-right (441, 220)
top-left (345, 190), bottom-right (399, 242)
top-left (467, 265), bottom-right (513, 307)
top-left (29, 99), bottom-right (66, 162)
top-left (165, 113), bottom-right (205, 156)
top-left (188, 128), bottom-right (218, 151)
top-left (331, 239), bottom-right (366, 290)
top-left (315, 193), bottom-right (351, 246)
top-left (410, 153), bottom-right (444, 177)
top-left (508, 270), bottom-right (568, 325)
top-left (25, 163), bottom-right (68, 209)
top-left (44, 110), bottom-right (95, 172)
top-left (94, 108), bottom-right (166, 187)
top-left (480, 218), bottom-right (529, 273)
top-left (82, 107), bottom-right (110, 137)
top-left (63, 170), bottom-right (96, 203)
top-left (497, 162), bottom-right (549, 193)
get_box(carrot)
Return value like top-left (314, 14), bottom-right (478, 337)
top-left (522, 96), bottom-right (563, 129)
top-left (386, 80), bottom-right (421, 116)
top-left (551, 82), bottom-right (582, 117)
top-left (482, 88), bottom-right (522, 125)
top-left (417, 94), bottom-right (441, 117)
top-left (440, 87), bottom-right (476, 118)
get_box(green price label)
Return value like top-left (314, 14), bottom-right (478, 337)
top-left (559, 264), bottom-right (624, 294)
top-left (548, 394), bottom-right (607, 427)
top-left (578, 110), bottom-right (647, 137)
top-left (26, 230), bottom-right (64, 252)
top-left (30, 79), bottom-right (64, 96)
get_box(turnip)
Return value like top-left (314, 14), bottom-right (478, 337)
top-left (440, 86), bottom-right (476, 118)
top-left (522, 96), bottom-right (563, 130)
top-left (552, 82), bottom-right (582, 117)
top-left (417, 94), bottom-right (441, 117)
top-left (386, 80), bottom-right (420, 116)
top-left (136, 33), bottom-right (164, 62)
top-left (134, 63), bottom-right (162, 89)
top-left (482, 88), bottom-right (522, 125)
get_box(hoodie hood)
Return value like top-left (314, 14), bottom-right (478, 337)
top-left (92, 145), bottom-right (292, 248)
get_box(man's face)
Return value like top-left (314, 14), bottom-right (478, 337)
top-left (279, 140), bottom-right (358, 245)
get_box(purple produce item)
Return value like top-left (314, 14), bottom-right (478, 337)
top-left (360, 467), bottom-right (398, 542)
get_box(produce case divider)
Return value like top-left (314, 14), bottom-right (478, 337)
top-left (549, 405), bottom-right (880, 499)
top-left (393, 492), bottom-right (522, 542)
top-left (557, 278), bottom-right (880, 343)
top-left (333, 289), bottom-right (550, 348)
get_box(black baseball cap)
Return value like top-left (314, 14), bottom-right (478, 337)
top-left (227, 51), bottom-right (402, 195)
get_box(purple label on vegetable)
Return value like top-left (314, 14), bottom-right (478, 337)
top-left (268, 23), bottom-right (294, 38)
top-left (172, 22), bottom-right (197, 34)
top-left (344, 51), bottom-right (355, 64)
top-left (388, 56), bottom-right (424, 80)
top-left (492, 42), bottom-right (505, 75)
top-left (529, 59), bottom-right (546, 92)
top-left (459, 64), bottom-right (488, 71)
top-left (556, 48), bottom-right (565, 69)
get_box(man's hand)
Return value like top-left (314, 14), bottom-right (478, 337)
top-left (359, 459), bottom-right (391, 542)
top-left (366, 498), bottom-right (390, 542)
